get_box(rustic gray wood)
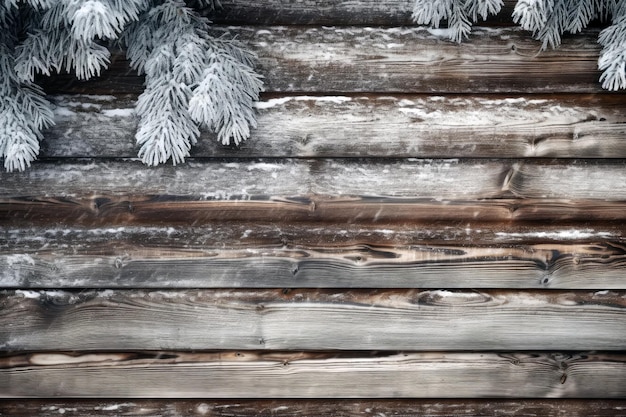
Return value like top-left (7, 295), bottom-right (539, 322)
top-left (2, 159), bottom-right (626, 200)
top-left (1, 351), bottom-right (625, 398)
top-left (43, 94), bottom-right (626, 159)
top-left (3, 399), bottom-right (626, 417)
top-left (210, 0), bottom-right (519, 25)
top-left (2, 227), bottom-right (625, 288)
top-left (2, 289), bottom-right (625, 351)
top-left (41, 27), bottom-right (604, 94)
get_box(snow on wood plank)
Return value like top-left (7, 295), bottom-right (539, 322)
top-left (2, 159), bottom-right (625, 200)
top-left (42, 94), bottom-right (626, 159)
top-left (3, 399), bottom-right (626, 417)
top-left (40, 27), bottom-right (603, 94)
top-left (2, 289), bottom-right (625, 351)
top-left (1, 351), bottom-right (625, 398)
top-left (1, 232), bottom-right (625, 289)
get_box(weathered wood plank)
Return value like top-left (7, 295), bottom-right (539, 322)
top-left (2, 159), bottom-right (625, 226)
top-left (2, 226), bottom-right (625, 288)
top-left (4, 196), bottom-right (626, 226)
top-left (210, 0), bottom-right (519, 25)
top-left (43, 94), bottom-right (626, 159)
top-left (3, 399), bottom-right (626, 417)
top-left (2, 159), bottom-right (626, 200)
top-left (1, 351), bottom-right (625, 398)
top-left (2, 289), bottom-right (625, 351)
top-left (40, 27), bottom-right (604, 94)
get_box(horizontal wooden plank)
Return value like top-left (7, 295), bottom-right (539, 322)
top-left (2, 159), bottom-right (625, 226)
top-left (3, 399), bottom-right (626, 417)
top-left (43, 94), bottom-right (626, 159)
top-left (4, 196), bottom-right (626, 226)
top-left (3, 158), bottom-right (626, 200)
top-left (41, 27), bottom-right (604, 94)
top-left (210, 0), bottom-right (518, 25)
top-left (1, 351), bottom-right (625, 398)
top-left (2, 289), bottom-right (625, 351)
top-left (2, 226), bottom-right (625, 288)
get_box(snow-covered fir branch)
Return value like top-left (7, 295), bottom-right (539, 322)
top-left (123, 0), bottom-right (263, 165)
top-left (0, 0), bottom-right (262, 171)
top-left (413, 0), bottom-right (626, 90)
top-left (413, 0), bottom-right (503, 42)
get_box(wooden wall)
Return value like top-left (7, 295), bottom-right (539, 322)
top-left (1, 1), bottom-right (626, 415)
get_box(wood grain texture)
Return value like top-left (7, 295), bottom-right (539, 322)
top-left (2, 289), bottom-right (625, 351)
top-left (209, 0), bottom-right (519, 25)
top-left (43, 94), bottom-right (626, 159)
top-left (3, 400), bottom-right (626, 417)
top-left (2, 227), bottom-right (626, 288)
top-left (2, 159), bottom-right (626, 227)
top-left (2, 159), bottom-right (626, 200)
top-left (1, 351), bottom-right (625, 398)
top-left (40, 27), bottom-right (604, 94)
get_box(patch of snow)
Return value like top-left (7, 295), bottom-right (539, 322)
top-left (254, 96), bottom-right (352, 109)
top-left (80, 94), bottom-right (117, 101)
top-left (101, 108), bottom-right (135, 117)
top-left (427, 28), bottom-right (456, 38)
top-left (496, 230), bottom-right (613, 240)
top-left (247, 163), bottom-right (283, 172)
top-left (254, 97), bottom-right (292, 109)
top-left (15, 290), bottom-right (41, 299)
top-left (6, 254), bottom-right (36, 266)
top-left (398, 107), bottom-right (430, 117)
top-left (53, 106), bottom-right (77, 117)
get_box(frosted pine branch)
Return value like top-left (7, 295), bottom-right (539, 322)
top-left (412, 0), bottom-right (503, 42)
top-left (0, 45), bottom-right (54, 172)
top-left (124, 0), bottom-right (262, 166)
top-left (1, 0), bottom-right (262, 170)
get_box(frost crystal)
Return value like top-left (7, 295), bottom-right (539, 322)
top-left (0, 0), bottom-right (262, 171)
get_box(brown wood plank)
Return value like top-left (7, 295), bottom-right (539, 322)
top-left (2, 226), bottom-right (626, 288)
top-left (2, 289), bottom-right (625, 351)
top-left (1, 351), bottom-right (625, 398)
top-left (40, 27), bottom-right (604, 94)
top-left (209, 0), bottom-right (518, 25)
top-left (3, 196), bottom-right (626, 226)
top-left (43, 93), bottom-right (626, 159)
top-left (3, 399), bottom-right (626, 416)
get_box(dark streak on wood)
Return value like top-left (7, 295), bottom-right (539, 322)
top-left (2, 399), bottom-right (626, 416)
top-left (208, 0), bottom-right (520, 26)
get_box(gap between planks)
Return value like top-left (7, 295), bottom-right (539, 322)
top-left (3, 399), bottom-right (626, 417)
top-left (209, 0), bottom-right (520, 26)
